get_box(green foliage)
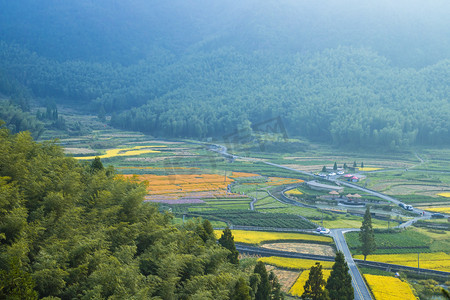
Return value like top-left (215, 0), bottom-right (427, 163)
top-left (218, 227), bottom-right (239, 265)
top-left (231, 277), bottom-right (252, 300)
top-left (0, 129), bottom-right (252, 298)
top-left (253, 261), bottom-right (271, 300)
top-left (325, 252), bottom-right (353, 300)
top-left (301, 262), bottom-right (329, 300)
top-left (359, 207), bottom-right (376, 260)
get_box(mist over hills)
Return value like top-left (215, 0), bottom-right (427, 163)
top-left (0, 0), bottom-right (449, 148)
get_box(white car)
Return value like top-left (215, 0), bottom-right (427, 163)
top-left (319, 228), bottom-right (330, 234)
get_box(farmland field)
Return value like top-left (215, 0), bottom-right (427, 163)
top-left (289, 269), bottom-right (332, 297)
top-left (213, 230), bottom-right (333, 245)
top-left (259, 256), bottom-right (334, 270)
top-left (364, 274), bottom-right (416, 300)
top-left (195, 209), bottom-right (315, 229)
top-left (355, 252), bottom-right (450, 271)
top-left (345, 228), bottom-right (435, 254)
top-left (261, 243), bottom-right (335, 256)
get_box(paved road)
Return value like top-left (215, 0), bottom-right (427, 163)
top-left (209, 143), bottom-right (439, 298)
top-left (331, 229), bottom-right (373, 300)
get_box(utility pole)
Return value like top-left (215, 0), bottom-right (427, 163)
top-left (418, 252), bottom-right (420, 273)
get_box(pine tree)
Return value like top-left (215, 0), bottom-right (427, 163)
top-left (302, 262), bottom-right (329, 300)
top-left (359, 207), bottom-right (376, 260)
top-left (343, 163), bottom-right (348, 169)
top-left (218, 227), bottom-right (239, 265)
top-left (333, 162), bottom-right (337, 170)
top-left (322, 166), bottom-right (327, 172)
top-left (253, 261), bottom-right (271, 300)
top-left (361, 162), bottom-right (364, 168)
top-left (353, 161), bottom-right (357, 168)
top-left (269, 271), bottom-right (284, 300)
top-left (325, 252), bottom-right (354, 300)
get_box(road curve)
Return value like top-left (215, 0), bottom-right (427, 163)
top-left (208, 143), bottom-right (437, 299)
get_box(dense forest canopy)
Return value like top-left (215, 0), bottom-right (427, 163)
top-left (0, 0), bottom-right (449, 148)
top-left (0, 125), bottom-right (261, 299)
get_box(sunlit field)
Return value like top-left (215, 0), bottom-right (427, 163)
top-left (289, 269), bottom-right (332, 297)
top-left (259, 256), bottom-right (334, 270)
top-left (364, 274), bottom-right (416, 300)
top-left (214, 230), bottom-right (333, 244)
top-left (354, 252), bottom-right (450, 271)
top-left (74, 145), bottom-right (164, 160)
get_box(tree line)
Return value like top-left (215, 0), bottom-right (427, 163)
top-left (1, 42), bottom-right (449, 149)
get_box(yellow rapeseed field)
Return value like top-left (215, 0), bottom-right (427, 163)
top-left (358, 167), bottom-right (382, 171)
top-left (75, 145), bottom-right (164, 160)
top-left (285, 189), bottom-right (303, 195)
top-left (289, 269), bottom-right (332, 296)
top-left (437, 192), bottom-right (450, 198)
top-left (364, 274), bottom-right (416, 300)
top-left (258, 257), bottom-right (334, 270)
top-left (213, 230), bottom-right (333, 244)
top-left (354, 252), bottom-right (450, 272)
top-left (425, 206), bottom-right (450, 214)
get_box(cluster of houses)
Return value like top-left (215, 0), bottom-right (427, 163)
top-left (316, 169), bottom-right (366, 182)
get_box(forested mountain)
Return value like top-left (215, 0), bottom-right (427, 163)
top-left (0, 0), bottom-right (449, 148)
top-left (0, 125), bottom-right (259, 299)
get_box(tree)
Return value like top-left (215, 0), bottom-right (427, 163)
top-left (360, 162), bottom-right (364, 168)
top-left (231, 277), bottom-right (251, 300)
top-left (218, 227), bottom-right (239, 265)
top-left (253, 261), bottom-right (270, 300)
top-left (322, 166), bottom-right (327, 172)
top-left (325, 252), bottom-right (353, 300)
top-left (90, 156), bottom-right (104, 172)
top-left (269, 271), bottom-right (284, 300)
top-left (333, 162), bottom-right (337, 170)
top-left (359, 207), bottom-right (376, 260)
top-left (343, 163), bottom-right (348, 169)
top-left (353, 161), bottom-right (357, 168)
top-left (301, 262), bottom-right (329, 300)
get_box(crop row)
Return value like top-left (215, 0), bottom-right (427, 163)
top-left (193, 209), bottom-right (316, 229)
top-left (345, 229), bottom-right (432, 254)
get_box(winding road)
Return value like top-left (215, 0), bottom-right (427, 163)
top-left (209, 144), bottom-right (439, 299)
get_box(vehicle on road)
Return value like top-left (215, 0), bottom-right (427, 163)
top-left (431, 213), bottom-right (445, 219)
top-left (319, 228), bottom-right (330, 234)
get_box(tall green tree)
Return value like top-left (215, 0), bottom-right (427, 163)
top-left (321, 166), bottom-right (327, 172)
top-left (343, 163), bottom-right (348, 169)
top-left (253, 261), bottom-right (271, 300)
top-left (218, 227), bottom-right (239, 265)
top-left (333, 162), bottom-right (337, 170)
top-left (231, 277), bottom-right (252, 300)
top-left (325, 251), bottom-right (353, 300)
top-left (359, 207), bottom-right (376, 260)
top-left (269, 271), bottom-right (284, 300)
top-left (301, 262), bottom-right (329, 300)
top-left (360, 162), bottom-right (364, 168)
